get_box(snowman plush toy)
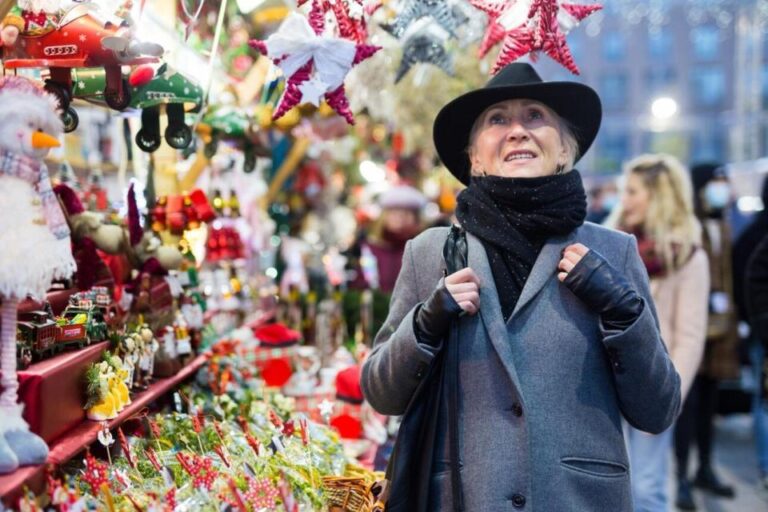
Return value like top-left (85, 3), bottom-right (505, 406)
top-left (0, 76), bottom-right (76, 473)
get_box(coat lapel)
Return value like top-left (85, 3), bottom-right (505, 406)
top-left (509, 230), bottom-right (578, 321)
top-left (465, 229), bottom-right (579, 397)
top-left (466, 233), bottom-right (525, 395)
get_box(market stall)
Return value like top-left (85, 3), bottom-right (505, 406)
top-left (0, 0), bottom-right (602, 509)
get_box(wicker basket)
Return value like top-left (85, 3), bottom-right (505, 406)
top-left (322, 475), bottom-right (387, 512)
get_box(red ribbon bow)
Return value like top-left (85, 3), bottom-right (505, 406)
top-left (22, 10), bottom-right (48, 27)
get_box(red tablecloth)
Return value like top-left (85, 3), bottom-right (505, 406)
top-left (17, 342), bottom-right (107, 442)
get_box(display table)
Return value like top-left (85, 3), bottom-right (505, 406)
top-left (18, 342), bottom-right (108, 442)
top-left (0, 353), bottom-right (207, 506)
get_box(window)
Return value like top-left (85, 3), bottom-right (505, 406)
top-left (691, 127), bottom-right (726, 162)
top-left (648, 30), bottom-right (672, 60)
top-left (690, 67), bottom-right (725, 108)
top-left (599, 72), bottom-right (628, 109)
top-left (646, 68), bottom-right (676, 95)
top-left (762, 65), bottom-right (768, 108)
top-left (602, 32), bottom-right (626, 61)
top-left (595, 131), bottom-right (629, 174)
top-left (691, 25), bottom-right (720, 61)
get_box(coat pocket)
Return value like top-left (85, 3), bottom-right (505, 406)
top-left (560, 456), bottom-right (628, 478)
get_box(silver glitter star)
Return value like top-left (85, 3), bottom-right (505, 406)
top-left (382, 0), bottom-right (467, 39)
top-left (395, 28), bottom-right (454, 83)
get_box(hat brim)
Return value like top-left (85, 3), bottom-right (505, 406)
top-left (433, 81), bottom-right (602, 185)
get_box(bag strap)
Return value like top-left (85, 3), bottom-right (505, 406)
top-left (382, 226), bottom-right (468, 511)
top-left (443, 225), bottom-right (466, 511)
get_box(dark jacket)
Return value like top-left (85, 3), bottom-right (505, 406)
top-left (746, 233), bottom-right (768, 346)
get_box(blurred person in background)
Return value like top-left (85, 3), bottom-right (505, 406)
top-left (587, 181), bottom-right (619, 224)
top-left (606, 154), bottom-right (709, 512)
top-left (673, 163), bottom-right (740, 509)
top-left (734, 176), bottom-right (768, 491)
top-left (746, 232), bottom-right (768, 492)
top-left (365, 184), bottom-right (427, 294)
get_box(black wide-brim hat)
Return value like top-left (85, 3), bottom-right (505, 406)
top-left (433, 63), bottom-right (602, 185)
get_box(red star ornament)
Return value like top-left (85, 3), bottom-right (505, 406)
top-left (249, 12), bottom-right (380, 125)
top-left (470, 0), bottom-right (601, 75)
top-left (298, 0), bottom-right (373, 44)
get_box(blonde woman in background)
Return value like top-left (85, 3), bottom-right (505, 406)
top-left (606, 154), bottom-right (709, 512)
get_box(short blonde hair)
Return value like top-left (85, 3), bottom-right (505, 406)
top-left (466, 102), bottom-right (580, 176)
top-left (606, 153), bottom-right (701, 271)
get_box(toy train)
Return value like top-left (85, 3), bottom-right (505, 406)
top-left (16, 288), bottom-right (113, 369)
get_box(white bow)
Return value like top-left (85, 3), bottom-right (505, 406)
top-left (265, 13), bottom-right (357, 94)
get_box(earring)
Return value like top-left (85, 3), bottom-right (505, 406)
top-left (555, 164), bottom-right (565, 175)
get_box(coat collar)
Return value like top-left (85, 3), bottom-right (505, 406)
top-left (466, 229), bottom-right (578, 396)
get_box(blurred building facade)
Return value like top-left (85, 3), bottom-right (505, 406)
top-left (535, 0), bottom-right (768, 175)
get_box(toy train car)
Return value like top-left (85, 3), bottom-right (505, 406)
top-left (16, 302), bottom-right (110, 369)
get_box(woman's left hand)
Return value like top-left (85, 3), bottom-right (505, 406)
top-left (557, 243), bottom-right (644, 329)
top-left (557, 243), bottom-right (589, 282)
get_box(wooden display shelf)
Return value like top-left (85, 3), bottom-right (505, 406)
top-left (0, 353), bottom-right (207, 505)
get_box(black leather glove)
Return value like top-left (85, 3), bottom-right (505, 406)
top-left (414, 282), bottom-right (463, 346)
top-left (563, 249), bottom-right (644, 330)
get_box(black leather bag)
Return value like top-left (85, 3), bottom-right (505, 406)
top-left (383, 226), bottom-right (467, 512)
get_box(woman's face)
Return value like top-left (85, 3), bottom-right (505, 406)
top-left (383, 208), bottom-right (419, 233)
top-left (621, 173), bottom-right (651, 229)
top-left (469, 99), bottom-right (568, 179)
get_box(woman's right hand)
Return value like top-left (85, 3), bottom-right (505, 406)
top-left (415, 268), bottom-right (481, 346)
top-left (445, 267), bottom-right (481, 315)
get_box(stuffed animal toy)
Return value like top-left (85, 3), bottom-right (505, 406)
top-left (0, 76), bottom-right (75, 473)
top-left (0, 13), bottom-right (24, 49)
top-left (54, 183), bottom-right (183, 275)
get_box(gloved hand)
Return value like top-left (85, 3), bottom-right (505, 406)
top-left (559, 244), bottom-right (644, 330)
top-left (415, 268), bottom-right (480, 346)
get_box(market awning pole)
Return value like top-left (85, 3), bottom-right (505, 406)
top-left (202, 0), bottom-right (229, 110)
top-left (262, 137), bottom-right (311, 208)
top-left (0, 0), bottom-right (14, 20)
top-left (179, 148), bottom-right (210, 192)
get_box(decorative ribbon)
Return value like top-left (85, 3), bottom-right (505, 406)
top-left (262, 13), bottom-right (357, 94)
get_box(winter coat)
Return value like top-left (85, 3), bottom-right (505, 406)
top-left (747, 233), bottom-right (768, 347)
top-left (649, 248), bottom-right (709, 399)
top-left (699, 219), bottom-right (741, 380)
top-left (362, 224), bottom-right (681, 512)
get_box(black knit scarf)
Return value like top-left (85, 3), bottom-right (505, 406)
top-left (455, 170), bottom-right (587, 320)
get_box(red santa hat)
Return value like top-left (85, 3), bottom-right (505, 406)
top-left (335, 365), bottom-right (363, 404)
top-left (329, 413), bottom-right (363, 440)
top-left (252, 323), bottom-right (301, 347)
top-left (53, 183), bottom-right (85, 215)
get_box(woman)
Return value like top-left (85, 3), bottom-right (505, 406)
top-left (361, 63), bottom-right (681, 511)
top-left (606, 154), bottom-right (709, 511)
top-left (366, 184), bottom-right (427, 294)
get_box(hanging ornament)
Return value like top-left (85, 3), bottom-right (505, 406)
top-left (249, 13), bottom-right (380, 124)
top-left (298, 0), bottom-right (373, 44)
top-left (395, 22), bottom-right (454, 83)
top-left (381, 0), bottom-right (467, 39)
top-left (470, 0), bottom-right (601, 74)
top-left (180, 0), bottom-right (207, 41)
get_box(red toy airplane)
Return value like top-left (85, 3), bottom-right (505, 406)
top-left (2, 2), bottom-right (163, 132)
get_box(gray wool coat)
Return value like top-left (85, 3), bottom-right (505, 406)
top-left (361, 223), bottom-right (681, 511)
